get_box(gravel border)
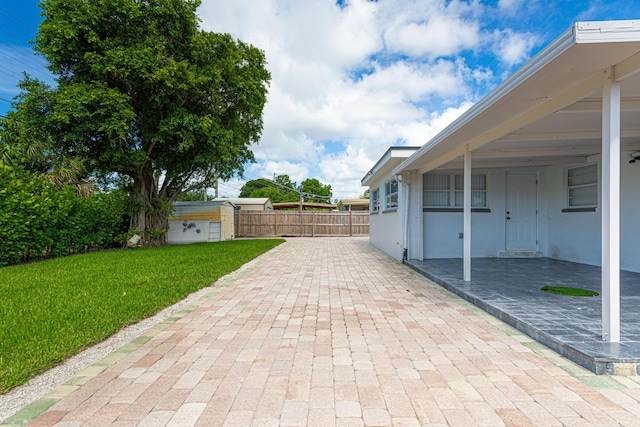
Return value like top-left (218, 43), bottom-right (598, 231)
top-left (0, 244), bottom-right (279, 422)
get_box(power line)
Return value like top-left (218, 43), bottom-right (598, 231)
top-left (0, 63), bottom-right (25, 80)
top-left (217, 181), bottom-right (244, 192)
top-left (0, 47), bottom-right (52, 81)
top-left (0, 6), bottom-right (39, 37)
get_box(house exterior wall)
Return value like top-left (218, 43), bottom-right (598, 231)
top-left (368, 170), bottom-right (404, 261)
top-left (545, 160), bottom-right (600, 266)
top-left (423, 170), bottom-right (533, 258)
top-left (620, 155), bottom-right (640, 272)
top-left (417, 155), bottom-right (640, 273)
top-left (546, 152), bottom-right (640, 272)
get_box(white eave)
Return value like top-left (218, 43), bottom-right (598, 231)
top-left (393, 20), bottom-right (640, 176)
top-left (361, 146), bottom-right (420, 186)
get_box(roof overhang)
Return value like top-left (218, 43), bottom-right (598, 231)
top-left (393, 20), bottom-right (640, 175)
top-left (361, 146), bottom-right (420, 186)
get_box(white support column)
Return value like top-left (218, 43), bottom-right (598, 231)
top-left (602, 67), bottom-right (621, 343)
top-left (463, 146), bottom-right (471, 282)
top-left (408, 171), bottom-right (424, 261)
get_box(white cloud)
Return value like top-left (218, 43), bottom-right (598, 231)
top-left (492, 29), bottom-right (541, 67)
top-left (216, 177), bottom-right (246, 198)
top-left (497, 0), bottom-right (523, 15)
top-left (383, 17), bottom-right (479, 58)
top-left (251, 159), bottom-right (310, 186)
top-left (196, 0), bottom-right (549, 198)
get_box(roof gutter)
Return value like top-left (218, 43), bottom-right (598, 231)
top-left (575, 20), bottom-right (640, 43)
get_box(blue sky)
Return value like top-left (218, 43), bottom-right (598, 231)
top-left (2, 1), bottom-right (640, 199)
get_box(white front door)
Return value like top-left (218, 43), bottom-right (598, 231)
top-left (505, 173), bottom-right (538, 251)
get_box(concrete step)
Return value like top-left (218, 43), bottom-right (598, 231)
top-left (498, 250), bottom-right (543, 258)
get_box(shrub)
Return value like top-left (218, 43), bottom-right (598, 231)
top-left (0, 165), bottom-right (129, 266)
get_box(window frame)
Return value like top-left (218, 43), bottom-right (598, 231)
top-left (423, 172), bottom-right (488, 211)
top-left (370, 188), bottom-right (380, 213)
top-left (384, 179), bottom-right (399, 211)
top-left (564, 163), bottom-right (598, 212)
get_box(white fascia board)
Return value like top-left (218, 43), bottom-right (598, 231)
top-left (361, 146), bottom-right (419, 186)
top-left (392, 24), bottom-right (579, 176)
top-left (576, 20), bottom-right (640, 43)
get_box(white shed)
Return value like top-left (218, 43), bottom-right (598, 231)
top-left (166, 201), bottom-right (235, 244)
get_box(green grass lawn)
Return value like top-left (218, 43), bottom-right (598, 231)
top-left (0, 239), bottom-right (284, 393)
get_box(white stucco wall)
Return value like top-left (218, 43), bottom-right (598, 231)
top-left (369, 210), bottom-right (403, 260)
top-left (545, 161), bottom-right (600, 266)
top-left (620, 154), bottom-right (640, 272)
top-left (366, 146), bottom-right (640, 272)
top-left (368, 171), bottom-right (404, 261)
top-left (417, 157), bottom-right (640, 272)
top-left (423, 170), bottom-right (541, 258)
top-left (546, 153), bottom-right (640, 272)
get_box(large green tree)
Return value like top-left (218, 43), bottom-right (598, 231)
top-left (239, 174), bottom-right (333, 204)
top-left (2, 0), bottom-right (270, 243)
top-left (300, 178), bottom-right (332, 203)
top-left (238, 174), bottom-right (299, 202)
top-left (0, 77), bottom-right (92, 196)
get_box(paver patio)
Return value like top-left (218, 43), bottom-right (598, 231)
top-left (4, 237), bottom-right (640, 426)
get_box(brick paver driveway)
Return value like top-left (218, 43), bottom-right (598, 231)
top-left (11, 237), bottom-right (640, 426)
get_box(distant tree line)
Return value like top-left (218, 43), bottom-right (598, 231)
top-left (239, 174), bottom-right (332, 203)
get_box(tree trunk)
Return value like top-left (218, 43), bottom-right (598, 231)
top-left (129, 171), bottom-right (169, 246)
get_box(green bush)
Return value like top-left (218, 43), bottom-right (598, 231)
top-left (0, 165), bottom-right (129, 266)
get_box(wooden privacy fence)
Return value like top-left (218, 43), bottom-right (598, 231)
top-left (235, 210), bottom-right (369, 237)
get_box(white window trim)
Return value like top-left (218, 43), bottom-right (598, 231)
top-left (565, 163), bottom-right (598, 210)
top-left (384, 179), bottom-right (399, 211)
top-left (423, 173), bottom-right (488, 209)
top-left (370, 188), bottom-right (380, 213)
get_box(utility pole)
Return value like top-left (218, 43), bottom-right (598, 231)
top-left (298, 186), bottom-right (303, 236)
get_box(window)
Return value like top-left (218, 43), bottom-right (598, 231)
top-left (567, 163), bottom-right (597, 208)
top-left (385, 179), bottom-right (398, 210)
top-left (370, 188), bottom-right (380, 213)
top-left (423, 173), bottom-right (487, 208)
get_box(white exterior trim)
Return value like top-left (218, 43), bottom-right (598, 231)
top-left (601, 68), bottom-right (621, 342)
top-left (463, 147), bottom-right (471, 281)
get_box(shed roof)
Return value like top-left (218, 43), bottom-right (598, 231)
top-left (215, 198), bottom-right (271, 206)
top-left (213, 198), bottom-right (274, 210)
top-left (394, 20), bottom-right (640, 175)
top-left (340, 199), bottom-right (370, 211)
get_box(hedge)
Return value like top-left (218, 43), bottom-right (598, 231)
top-left (0, 165), bottom-right (129, 266)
